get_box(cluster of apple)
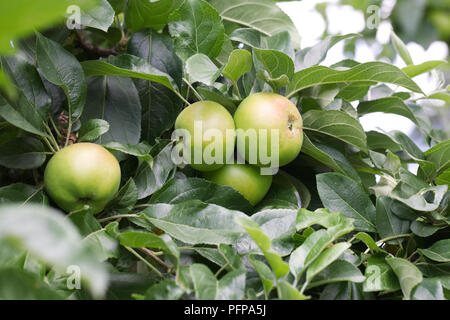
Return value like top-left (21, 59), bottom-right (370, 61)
top-left (42, 92), bottom-right (303, 214)
top-left (174, 92), bottom-right (304, 206)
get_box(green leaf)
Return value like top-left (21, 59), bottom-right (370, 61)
top-left (82, 229), bottom-right (118, 261)
top-left (376, 196), bottom-right (410, 243)
top-left (278, 170), bottom-right (311, 209)
top-left (119, 231), bottom-right (179, 260)
top-left (105, 178), bottom-right (138, 215)
top-left (0, 69), bottom-right (15, 98)
top-left (354, 232), bottom-right (385, 253)
top-left (289, 221), bottom-right (354, 280)
top-left (0, 96), bottom-right (49, 137)
top-left (363, 254), bottom-right (400, 292)
top-left (390, 168), bottom-right (448, 212)
top-left (68, 207), bottom-right (101, 236)
top-left (244, 209), bottom-right (298, 256)
top-left (385, 131), bottom-right (436, 180)
top-left (150, 177), bottom-right (252, 212)
top-left (197, 86), bottom-right (237, 114)
top-left (410, 220), bottom-right (441, 237)
top-left (229, 28), bottom-right (264, 48)
top-left (287, 62), bottom-right (423, 98)
top-left (0, 0), bottom-right (94, 54)
top-left (249, 255), bottom-right (274, 296)
top-left (256, 174), bottom-right (301, 210)
top-left (296, 208), bottom-right (344, 231)
top-left (390, 31), bottom-right (414, 66)
top-left (190, 264), bottom-right (217, 300)
top-left (103, 141), bottom-right (151, 158)
top-left (436, 169), bottom-right (450, 186)
top-left (320, 282), bottom-right (374, 300)
top-left (1, 55), bottom-right (51, 114)
top-left (295, 34), bottom-right (360, 70)
top-left (216, 269), bottom-right (246, 300)
top-left (210, 0), bottom-right (300, 48)
top-left (236, 216), bottom-right (289, 278)
top-left (386, 130), bottom-right (425, 160)
top-left (82, 76), bottom-right (141, 145)
top-left (367, 130), bottom-right (401, 152)
top-left (78, 119), bottom-right (110, 142)
top-left (0, 205), bottom-right (109, 298)
top-left (0, 183), bottom-right (47, 206)
top-left (301, 134), bottom-right (360, 181)
top-left (0, 268), bottom-right (62, 299)
top-left (36, 32), bottom-right (87, 120)
top-left (426, 91), bottom-right (450, 104)
top-left (358, 97), bottom-right (419, 126)
top-left (303, 110), bottom-right (368, 153)
top-left (337, 82), bottom-right (373, 102)
top-left (316, 173), bottom-right (376, 232)
top-left (261, 31), bottom-right (295, 61)
top-left (168, 0), bottom-right (225, 61)
top-left (309, 259), bottom-right (365, 288)
top-left (134, 144), bottom-right (176, 199)
top-left (0, 137), bottom-right (47, 169)
top-left (417, 263), bottom-right (450, 290)
top-left (144, 279), bottom-right (184, 300)
top-left (412, 278), bottom-right (445, 300)
top-left (128, 29), bottom-right (184, 142)
top-left (278, 280), bottom-right (308, 300)
top-left (137, 201), bottom-right (246, 245)
top-left (125, 0), bottom-right (183, 32)
top-left (306, 242), bottom-right (351, 283)
top-left (386, 257), bottom-right (423, 300)
top-left (80, 0), bottom-right (115, 32)
top-left (402, 60), bottom-right (447, 78)
top-left (82, 54), bottom-right (177, 92)
top-left (185, 54), bottom-right (222, 86)
top-left (222, 49), bottom-right (252, 84)
top-left (253, 48), bottom-right (294, 91)
top-left (425, 140), bottom-right (450, 176)
top-left (195, 244), bottom-right (243, 272)
top-left (418, 240), bottom-right (450, 263)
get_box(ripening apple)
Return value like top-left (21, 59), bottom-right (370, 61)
top-left (234, 92), bottom-right (303, 168)
top-left (203, 163), bottom-right (272, 205)
top-left (174, 101), bottom-right (236, 172)
top-left (44, 143), bottom-right (121, 214)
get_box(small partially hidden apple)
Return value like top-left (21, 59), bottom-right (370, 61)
top-left (44, 143), bottom-right (121, 214)
top-left (234, 92), bottom-right (303, 167)
top-left (203, 163), bottom-right (272, 205)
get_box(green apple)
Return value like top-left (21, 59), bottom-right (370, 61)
top-left (44, 143), bottom-right (121, 214)
top-left (203, 164), bottom-right (272, 205)
top-left (234, 92), bottom-right (303, 167)
top-left (174, 101), bottom-right (236, 172)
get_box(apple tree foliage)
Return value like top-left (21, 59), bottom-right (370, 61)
top-left (0, 0), bottom-right (449, 300)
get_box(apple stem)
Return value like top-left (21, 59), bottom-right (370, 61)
top-left (97, 213), bottom-right (139, 223)
top-left (48, 116), bottom-right (62, 138)
top-left (233, 82), bottom-right (242, 100)
top-left (43, 122), bottom-right (60, 151)
top-left (173, 89), bottom-right (191, 106)
top-left (183, 78), bottom-right (203, 101)
top-left (124, 246), bottom-right (163, 277)
top-left (42, 137), bottom-right (56, 153)
top-left (139, 247), bottom-right (171, 272)
top-left (64, 118), bottom-right (72, 148)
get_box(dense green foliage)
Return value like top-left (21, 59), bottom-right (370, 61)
top-left (0, 0), bottom-right (449, 300)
